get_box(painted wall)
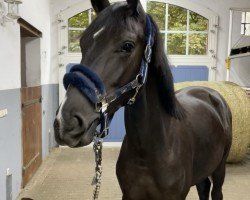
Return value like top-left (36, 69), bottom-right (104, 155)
top-left (50, 0), bottom-right (250, 87)
top-left (231, 10), bottom-right (250, 87)
top-left (0, 0), bottom-right (57, 91)
top-left (0, 89), bottom-right (22, 200)
top-left (0, 0), bottom-right (59, 199)
top-left (41, 84), bottom-right (59, 159)
top-left (190, 0), bottom-right (250, 86)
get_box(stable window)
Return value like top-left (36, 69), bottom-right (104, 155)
top-left (147, 1), bottom-right (209, 55)
top-left (68, 9), bottom-right (96, 53)
top-left (67, 3), bottom-right (209, 56)
top-left (241, 12), bottom-right (250, 36)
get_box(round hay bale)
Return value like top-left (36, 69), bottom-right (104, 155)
top-left (175, 81), bottom-right (250, 163)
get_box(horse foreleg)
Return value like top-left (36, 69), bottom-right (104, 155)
top-left (196, 177), bottom-right (211, 200)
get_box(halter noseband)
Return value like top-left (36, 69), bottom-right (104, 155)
top-left (63, 15), bottom-right (156, 138)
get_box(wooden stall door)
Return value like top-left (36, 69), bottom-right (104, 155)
top-left (21, 86), bottom-right (42, 187)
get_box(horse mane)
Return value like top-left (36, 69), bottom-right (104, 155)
top-left (149, 15), bottom-right (186, 120)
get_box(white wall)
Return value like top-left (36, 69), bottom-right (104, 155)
top-left (0, 0), bottom-right (56, 199)
top-left (194, 0), bottom-right (250, 86)
top-left (50, 0), bottom-right (250, 87)
top-left (0, 22), bottom-right (21, 90)
top-left (0, 0), bottom-right (57, 91)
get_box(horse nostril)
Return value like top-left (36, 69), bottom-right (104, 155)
top-left (74, 114), bottom-right (84, 127)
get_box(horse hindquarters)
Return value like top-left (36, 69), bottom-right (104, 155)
top-left (208, 91), bottom-right (232, 200)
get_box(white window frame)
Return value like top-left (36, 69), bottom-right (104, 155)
top-left (57, 0), bottom-right (219, 101)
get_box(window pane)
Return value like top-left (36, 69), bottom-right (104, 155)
top-left (242, 12), bottom-right (246, 23)
top-left (241, 24), bottom-right (246, 35)
top-left (68, 10), bottom-right (89, 28)
top-left (68, 30), bottom-right (83, 53)
top-left (168, 5), bottom-right (187, 31)
top-left (189, 11), bottom-right (208, 31)
top-left (246, 12), bottom-right (250, 23)
top-left (245, 24), bottom-right (250, 35)
top-left (147, 2), bottom-right (166, 30)
top-left (189, 34), bottom-right (208, 55)
top-left (167, 33), bottom-right (186, 55)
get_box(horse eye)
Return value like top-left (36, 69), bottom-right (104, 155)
top-left (121, 42), bottom-right (135, 53)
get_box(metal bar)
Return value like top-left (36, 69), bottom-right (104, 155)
top-left (229, 52), bottom-right (250, 60)
top-left (22, 97), bottom-right (42, 108)
top-left (22, 153), bottom-right (40, 171)
top-left (165, 4), bottom-right (169, 53)
top-left (227, 9), bottom-right (234, 81)
top-left (186, 10), bottom-right (190, 55)
top-left (160, 30), bottom-right (208, 34)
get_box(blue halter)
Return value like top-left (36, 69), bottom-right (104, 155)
top-left (63, 15), bottom-right (156, 138)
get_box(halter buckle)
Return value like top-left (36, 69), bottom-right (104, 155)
top-left (95, 99), bottom-right (108, 113)
top-left (128, 85), bottom-right (142, 105)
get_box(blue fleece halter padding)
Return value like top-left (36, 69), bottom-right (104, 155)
top-left (70, 65), bottom-right (105, 94)
top-left (63, 65), bottom-right (106, 104)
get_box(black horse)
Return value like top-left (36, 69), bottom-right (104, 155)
top-left (54, 0), bottom-right (232, 199)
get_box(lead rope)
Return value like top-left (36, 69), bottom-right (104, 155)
top-left (91, 136), bottom-right (103, 200)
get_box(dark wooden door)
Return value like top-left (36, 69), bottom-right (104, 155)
top-left (21, 86), bottom-right (42, 187)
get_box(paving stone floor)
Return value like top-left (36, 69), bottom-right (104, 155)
top-left (18, 147), bottom-right (250, 200)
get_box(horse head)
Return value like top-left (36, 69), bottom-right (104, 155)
top-left (54, 0), bottom-right (180, 148)
top-left (54, 0), bottom-right (150, 147)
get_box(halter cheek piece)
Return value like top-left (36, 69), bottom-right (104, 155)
top-left (63, 15), bottom-right (156, 139)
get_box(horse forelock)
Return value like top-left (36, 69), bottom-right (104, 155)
top-left (82, 3), bottom-right (145, 39)
top-left (80, 2), bottom-right (146, 59)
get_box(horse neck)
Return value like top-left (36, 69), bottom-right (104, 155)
top-left (124, 68), bottom-right (173, 150)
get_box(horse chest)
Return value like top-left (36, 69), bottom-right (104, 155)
top-left (116, 158), bottom-right (161, 199)
top-left (116, 148), bottom-right (190, 199)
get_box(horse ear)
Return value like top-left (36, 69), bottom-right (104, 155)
top-left (91, 0), bottom-right (110, 14)
top-left (126, 0), bottom-right (140, 15)
top-left (150, 17), bottom-right (185, 120)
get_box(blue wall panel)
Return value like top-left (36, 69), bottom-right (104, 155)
top-left (66, 63), bottom-right (77, 73)
top-left (65, 64), bottom-right (209, 142)
top-left (170, 65), bottom-right (209, 83)
top-left (104, 108), bottom-right (126, 142)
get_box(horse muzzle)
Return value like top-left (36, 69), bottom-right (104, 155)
top-left (54, 116), bottom-right (99, 148)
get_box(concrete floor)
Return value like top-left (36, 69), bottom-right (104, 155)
top-left (18, 147), bottom-right (250, 200)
